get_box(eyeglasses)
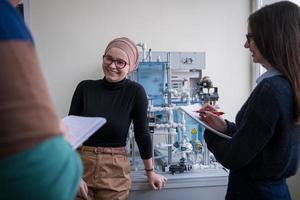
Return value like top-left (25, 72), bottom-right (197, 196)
top-left (246, 33), bottom-right (255, 43)
top-left (103, 55), bottom-right (128, 69)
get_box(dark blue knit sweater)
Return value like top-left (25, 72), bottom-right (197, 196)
top-left (205, 75), bottom-right (300, 199)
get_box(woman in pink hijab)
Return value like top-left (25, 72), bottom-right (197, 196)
top-left (69, 37), bottom-right (167, 200)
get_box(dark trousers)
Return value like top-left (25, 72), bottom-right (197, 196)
top-left (226, 173), bottom-right (291, 200)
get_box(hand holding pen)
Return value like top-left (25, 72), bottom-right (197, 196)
top-left (195, 103), bottom-right (228, 133)
top-left (194, 103), bottom-right (224, 116)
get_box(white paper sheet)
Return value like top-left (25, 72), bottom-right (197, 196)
top-left (62, 115), bottom-right (106, 149)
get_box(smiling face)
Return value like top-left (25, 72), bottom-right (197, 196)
top-left (102, 47), bottom-right (130, 82)
top-left (244, 26), bottom-right (272, 69)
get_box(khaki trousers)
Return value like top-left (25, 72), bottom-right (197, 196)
top-left (76, 146), bottom-right (131, 200)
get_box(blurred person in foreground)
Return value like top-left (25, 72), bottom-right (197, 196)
top-left (0, 0), bottom-right (82, 199)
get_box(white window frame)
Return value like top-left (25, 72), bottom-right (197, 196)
top-left (22, 0), bottom-right (30, 25)
top-left (251, 0), bottom-right (264, 89)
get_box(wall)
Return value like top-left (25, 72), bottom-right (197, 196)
top-left (27, 0), bottom-right (251, 121)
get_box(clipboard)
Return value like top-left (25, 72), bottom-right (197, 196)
top-left (180, 104), bottom-right (232, 139)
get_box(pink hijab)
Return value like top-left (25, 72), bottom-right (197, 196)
top-left (104, 37), bottom-right (139, 72)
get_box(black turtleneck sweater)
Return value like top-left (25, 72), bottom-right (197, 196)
top-left (69, 78), bottom-right (152, 159)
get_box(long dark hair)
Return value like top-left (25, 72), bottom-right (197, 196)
top-left (249, 1), bottom-right (300, 124)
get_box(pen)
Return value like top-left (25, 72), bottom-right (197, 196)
top-left (194, 110), bottom-right (225, 116)
top-left (210, 111), bottom-right (225, 116)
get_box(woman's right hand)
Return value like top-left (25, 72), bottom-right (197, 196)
top-left (77, 178), bottom-right (89, 200)
top-left (198, 103), bottom-right (227, 133)
top-left (146, 171), bottom-right (167, 190)
top-left (59, 120), bottom-right (71, 142)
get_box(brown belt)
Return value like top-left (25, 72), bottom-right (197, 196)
top-left (78, 145), bottom-right (126, 155)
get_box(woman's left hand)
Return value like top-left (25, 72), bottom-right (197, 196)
top-left (146, 171), bottom-right (167, 190)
